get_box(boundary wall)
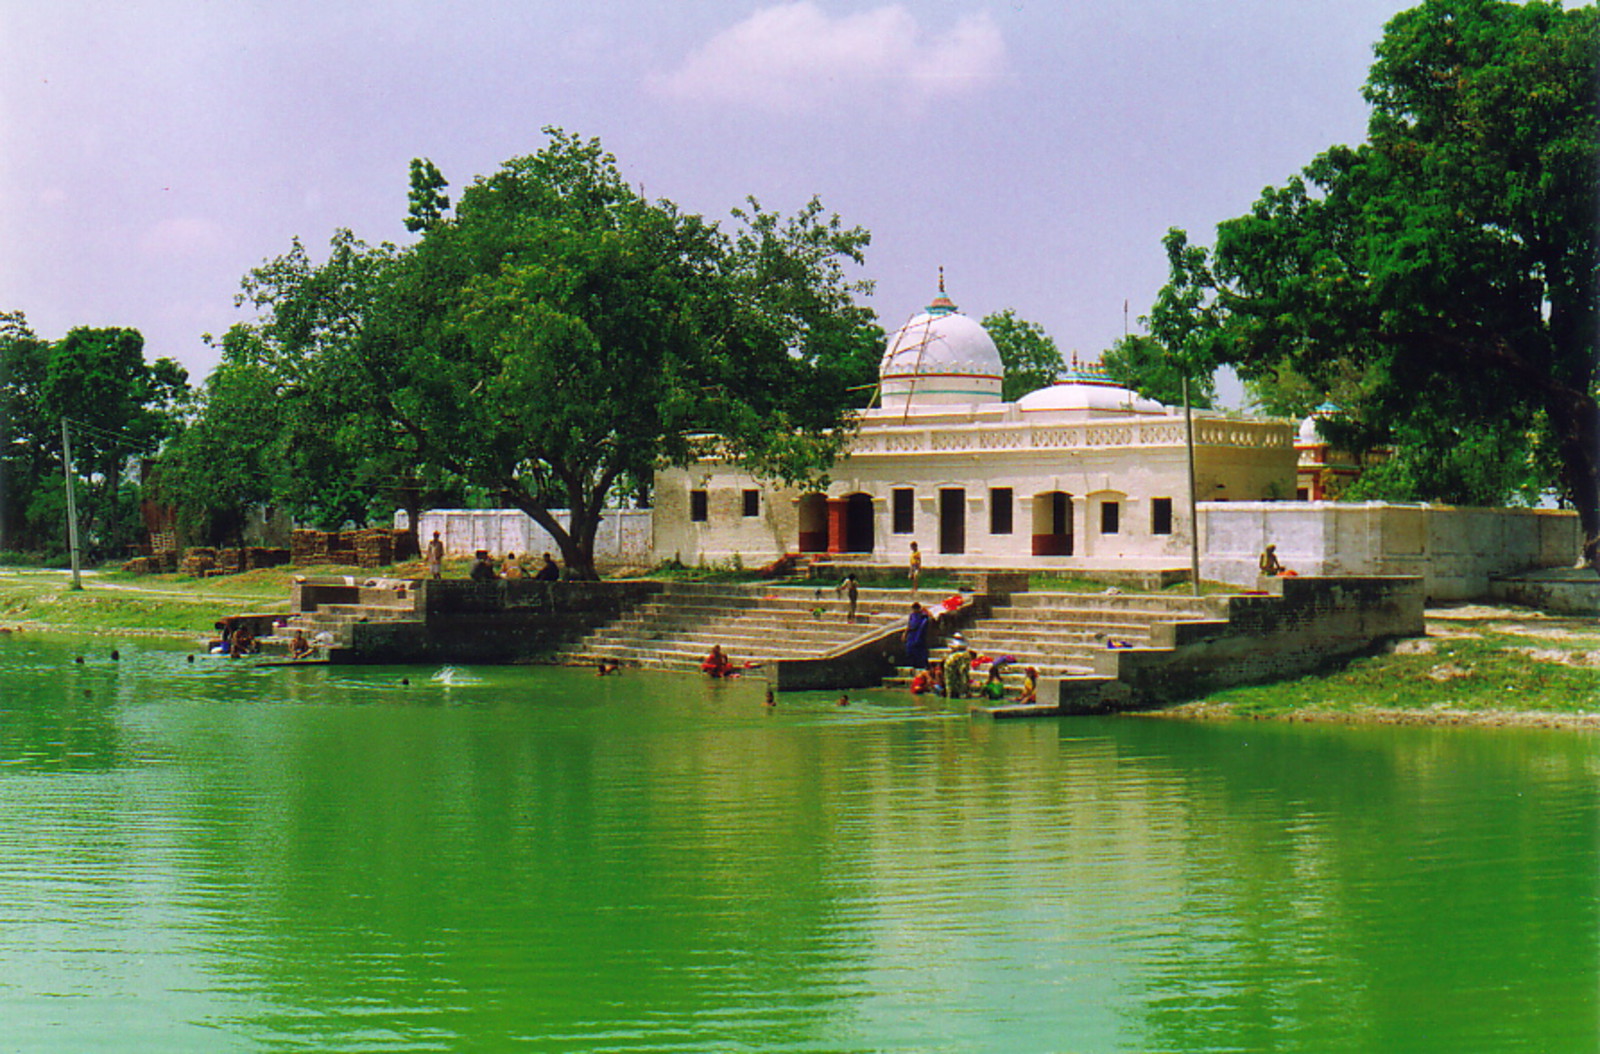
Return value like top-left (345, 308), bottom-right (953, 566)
top-left (1200, 502), bottom-right (1579, 601)
top-left (416, 509), bottom-right (652, 569)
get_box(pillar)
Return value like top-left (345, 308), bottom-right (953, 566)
top-left (826, 497), bottom-right (849, 555)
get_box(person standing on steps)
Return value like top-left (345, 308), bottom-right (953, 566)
top-left (908, 541), bottom-right (922, 596)
top-left (944, 635), bottom-right (973, 699)
top-left (426, 531), bottom-right (445, 579)
top-left (904, 602), bottom-right (931, 669)
top-left (836, 573), bottom-right (860, 623)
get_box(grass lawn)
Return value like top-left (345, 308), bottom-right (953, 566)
top-left (1177, 612), bottom-right (1600, 720)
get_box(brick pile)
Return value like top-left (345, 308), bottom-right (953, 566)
top-left (352, 529), bottom-right (393, 568)
top-left (180, 547), bottom-right (217, 575)
top-left (292, 529), bottom-right (410, 568)
top-left (215, 547), bottom-right (291, 573)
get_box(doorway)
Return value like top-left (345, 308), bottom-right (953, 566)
top-left (1031, 491), bottom-right (1073, 556)
top-left (939, 489), bottom-right (966, 555)
top-left (844, 493), bottom-right (875, 553)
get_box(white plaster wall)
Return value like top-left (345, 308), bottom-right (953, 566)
top-left (417, 508), bottom-right (652, 567)
top-left (1200, 502), bottom-right (1581, 600)
top-left (651, 407), bottom-right (1299, 569)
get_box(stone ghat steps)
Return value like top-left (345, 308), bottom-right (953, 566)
top-left (617, 598), bottom-right (912, 622)
top-left (552, 586), bottom-right (902, 672)
top-left (559, 584), bottom-right (1224, 681)
top-left (1001, 591), bottom-right (1221, 616)
top-left (972, 613), bottom-right (1183, 636)
top-left (651, 588), bottom-right (931, 616)
top-left (883, 659), bottom-right (1090, 684)
top-left (562, 621), bottom-right (879, 668)
top-left (595, 610), bottom-right (902, 642)
top-left (260, 607), bottom-right (424, 653)
top-left (941, 636), bottom-right (1152, 667)
top-left (306, 602), bottom-right (419, 618)
top-left (559, 642), bottom-right (804, 671)
top-left (879, 595), bottom-right (1221, 688)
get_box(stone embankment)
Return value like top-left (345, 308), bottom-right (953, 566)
top-left (257, 575), bottom-right (1427, 717)
top-left (263, 577), bottom-right (661, 663)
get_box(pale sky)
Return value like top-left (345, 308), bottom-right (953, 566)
top-left (2, 0), bottom-right (1418, 394)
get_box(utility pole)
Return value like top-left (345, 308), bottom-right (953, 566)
top-left (61, 418), bottom-right (83, 590)
top-left (1182, 374), bottom-right (1200, 597)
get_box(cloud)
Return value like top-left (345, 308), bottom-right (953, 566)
top-left (653, 3), bottom-right (1004, 114)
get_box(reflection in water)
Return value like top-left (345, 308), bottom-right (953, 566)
top-left (0, 635), bottom-right (1594, 1051)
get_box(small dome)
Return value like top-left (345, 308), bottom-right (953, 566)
top-left (879, 282), bottom-right (1003, 408)
top-left (1298, 403), bottom-right (1341, 445)
top-left (1016, 359), bottom-right (1166, 415)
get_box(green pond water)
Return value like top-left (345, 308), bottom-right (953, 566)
top-left (0, 634), bottom-right (1594, 1053)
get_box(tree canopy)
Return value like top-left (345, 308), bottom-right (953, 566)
top-left (0, 314), bottom-right (187, 556)
top-left (1101, 333), bottom-right (1215, 409)
top-left (1153, 0), bottom-right (1599, 566)
top-left (228, 130), bottom-right (881, 577)
top-left (980, 309), bottom-right (1065, 401)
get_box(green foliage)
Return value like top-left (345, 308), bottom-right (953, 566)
top-left (154, 350), bottom-right (281, 544)
top-left (1152, 0), bottom-right (1598, 559)
top-left (1101, 333), bottom-right (1214, 409)
top-left (404, 158), bottom-right (451, 233)
top-left (300, 128), bottom-right (880, 578)
top-left (0, 313), bottom-right (188, 555)
top-left (981, 309), bottom-right (1064, 401)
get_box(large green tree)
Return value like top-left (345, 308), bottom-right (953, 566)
top-left (0, 316), bottom-right (187, 556)
top-left (0, 313), bottom-right (53, 553)
top-left (154, 338), bottom-right (281, 548)
top-left (238, 131), bottom-right (880, 578)
top-left (1101, 333), bottom-right (1215, 409)
top-left (981, 309), bottom-right (1065, 401)
top-left (1154, 0), bottom-right (1599, 567)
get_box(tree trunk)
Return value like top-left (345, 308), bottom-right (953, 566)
top-left (1540, 377), bottom-right (1600, 575)
top-left (499, 485), bottom-right (600, 581)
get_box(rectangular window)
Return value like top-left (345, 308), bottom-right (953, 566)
top-left (892, 488), bottom-right (915, 534)
top-left (1100, 500), bottom-right (1120, 535)
top-left (1151, 497), bottom-right (1172, 535)
top-left (690, 489), bottom-right (708, 522)
top-left (742, 489), bottom-right (760, 517)
top-left (989, 488), bottom-right (1013, 535)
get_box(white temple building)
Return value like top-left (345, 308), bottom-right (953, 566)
top-left (652, 285), bottom-right (1300, 569)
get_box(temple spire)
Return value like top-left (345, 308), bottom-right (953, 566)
top-left (928, 266), bottom-right (957, 315)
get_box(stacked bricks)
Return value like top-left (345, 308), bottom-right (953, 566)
top-left (180, 547), bottom-right (217, 575)
top-left (291, 530), bottom-right (331, 565)
top-left (214, 547), bottom-right (292, 573)
top-left (293, 529), bottom-right (409, 568)
top-left (120, 550), bottom-right (180, 574)
top-left (352, 529), bottom-right (393, 568)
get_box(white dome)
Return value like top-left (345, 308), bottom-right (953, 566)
top-left (879, 290), bottom-right (1004, 407)
top-left (1016, 361), bottom-right (1166, 415)
top-left (1297, 404), bottom-right (1342, 445)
